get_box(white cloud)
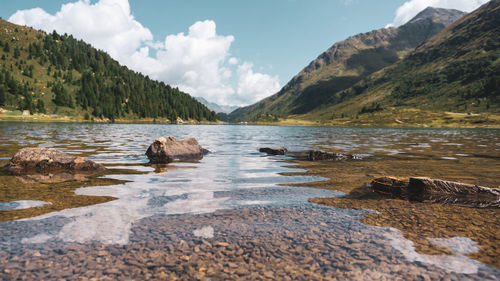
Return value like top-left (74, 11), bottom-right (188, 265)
top-left (389, 0), bottom-right (488, 26)
top-left (228, 57), bottom-right (239, 65)
top-left (236, 62), bottom-right (281, 105)
top-left (8, 0), bottom-right (280, 106)
top-left (9, 0), bottom-right (152, 60)
top-left (151, 20), bottom-right (236, 105)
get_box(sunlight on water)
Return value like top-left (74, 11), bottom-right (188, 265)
top-left (0, 200), bottom-right (51, 211)
top-left (0, 123), bottom-right (498, 279)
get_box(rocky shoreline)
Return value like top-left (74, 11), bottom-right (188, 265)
top-left (284, 155), bottom-right (500, 268)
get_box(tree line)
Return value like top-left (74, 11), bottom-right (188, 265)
top-left (1, 28), bottom-right (217, 121)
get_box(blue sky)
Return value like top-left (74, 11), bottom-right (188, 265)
top-left (0, 0), bottom-right (488, 106)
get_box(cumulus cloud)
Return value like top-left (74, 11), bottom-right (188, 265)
top-left (9, 0), bottom-right (152, 60)
top-left (389, 0), bottom-right (489, 26)
top-left (8, 0), bottom-right (280, 106)
top-left (152, 20), bottom-right (236, 104)
top-left (228, 57), bottom-right (239, 65)
top-left (235, 62), bottom-right (281, 105)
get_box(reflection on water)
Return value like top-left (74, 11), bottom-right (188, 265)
top-left (0, 123), bottom-right (499, 279)
top-left (428, 237), bottom-right (480, 255)
top-left (193, 226), bottom-right (214, 239)
top-left (386, 230), bottom-right (483, 274)
top-left (0, 200), bottom-right (51, 211)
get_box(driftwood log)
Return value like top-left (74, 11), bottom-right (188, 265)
top-left (371, 176), bottom-right (500, 208)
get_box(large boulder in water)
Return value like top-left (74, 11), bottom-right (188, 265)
top-left (146, 137), bottom-right (208, 164)
top-left (5, 147), bottom-right (106, 175)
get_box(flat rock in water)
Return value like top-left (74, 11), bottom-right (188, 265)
top-left (308, 150), bottom-right (358, 161)
top-left (146, 137), bottom-right (209, 164)
top-left (5, 147), bottom-right (106, 175)
top-left (259, 147), bottom-right (287, 155)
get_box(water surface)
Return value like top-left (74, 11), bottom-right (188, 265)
top-left (0, 123), bottom-right (498, 280)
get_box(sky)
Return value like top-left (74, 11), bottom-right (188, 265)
top-left (0, 0), bottom-right (489, 106)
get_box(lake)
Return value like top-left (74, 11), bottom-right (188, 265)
top-left (0, 123), bottom-right (499, 280)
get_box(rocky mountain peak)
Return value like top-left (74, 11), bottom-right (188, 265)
top-left (406, 6), bottom-right (466, 26)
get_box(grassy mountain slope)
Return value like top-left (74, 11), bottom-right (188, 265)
top-left (229, 7), bottom-right (466, 122)
top-left (0, 19), bottom-right (217, 122)
top-left (298, 0), bottom-right (500, 126)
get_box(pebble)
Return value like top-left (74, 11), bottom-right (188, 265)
top-left (0, 205), bottom-right (496, 280)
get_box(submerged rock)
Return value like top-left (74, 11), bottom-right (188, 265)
top-left (5, 147), bottom-right (106, 175)
top-left (371, 176), bottom-right (500, 208)
top-left (259, 147), bottom-right (287, 155)
top-left (308, 150), bottom-right (358, 161)
top-left (146, 137), bottom-right (209, 164)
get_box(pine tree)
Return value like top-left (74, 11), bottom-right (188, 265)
top-left (13, 47), bottom-right (21, 59)
top-left (36, 99), bottom-right (46, 113)
top-left (0, 85), bottom-right (5, 106)
top-left (2, 42), bottom-right (9, 52)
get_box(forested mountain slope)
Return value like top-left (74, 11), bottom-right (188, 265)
top-left (0, 19), bottom-right (217, 122)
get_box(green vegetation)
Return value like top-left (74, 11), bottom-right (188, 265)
top-left (302, 0), bottom-right (500, 125)
top-left (0, 19), bottom-right (217, 122)
top-left (229, 7), bottom-right (466, 122)
top-left (230, 4), bottom-right (499, 127)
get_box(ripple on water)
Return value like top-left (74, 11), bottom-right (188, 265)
top-left (0, 124), bottom-right (499, 279)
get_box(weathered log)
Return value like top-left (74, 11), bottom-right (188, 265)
top-left (370, 177), bottom-right (409, 198)
top-left (259, 147), bottom-right (287, 155)
top-left (408, 177), bottom-right (500, 197)
top-left (370, 176), bottom-right (500, 207)
top-left (145, 137), bottom-right (209, 164)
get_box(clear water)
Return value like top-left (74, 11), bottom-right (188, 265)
top-left (0, 123), bottom-right (499, 280)
top-left (0, 200), bottom-right (51, 211)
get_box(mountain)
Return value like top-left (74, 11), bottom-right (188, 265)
top-left (297, 0), bottom-right (500, 124)
top-left (194, 97), bottom-right (239, 114)
top-left (229, 7), bottom-right (466, 122)
top-left (0, 19), bottom-right (217, 122)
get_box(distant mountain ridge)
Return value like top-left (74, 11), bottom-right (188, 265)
top-left (195, 97), bottom-right (239, 114)
top-left (229, 7), bottom-right (466, 122)
top-left (302, 0), bottom-right (499, 118)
